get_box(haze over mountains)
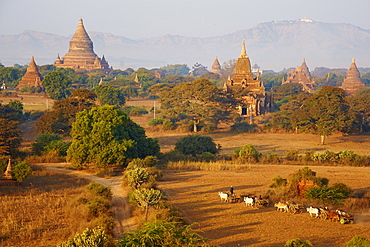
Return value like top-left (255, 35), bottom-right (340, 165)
top-left (1, 18), bottom-right (370, 72)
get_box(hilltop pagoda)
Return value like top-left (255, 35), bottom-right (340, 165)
top-left (16, 56), bottom-right (43, 91)
top-left (282, 59), bottom-right (315, 92)
top-left (210, 56), bottom-right (222, 76)
top-left (224, 40), bottom-right (272, 117)
top-left (340, 58), bottom-right (365, 96)
top-left (54, 19), bottom-right (111, 72)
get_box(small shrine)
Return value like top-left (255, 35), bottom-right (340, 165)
top-left (0, 159), bottom-right (18, 186)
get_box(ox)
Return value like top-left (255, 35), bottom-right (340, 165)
top-left (274, 202), bottom-right (289, 212)
top-left (306, 206), bottom-right (320, 218)
top-left (218, 192), bottom-right (229, 202)
top-left (244, 197), bottom-right (254, 207)
top-left (327, 210), bottom-right (339, 222)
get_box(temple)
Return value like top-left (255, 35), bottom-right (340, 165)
top-left (54, 19), bottom-right (111, 72)
top-left (340, 58), bottom-right (365, 96)
top-left (223, 40), bottom-right (272, 117)
top-left (210, 57), bottom-right (222, 76)
top-left (16, 56), bottom-right (43, 91)
top-left (282, 59), bottom-right (315, 92)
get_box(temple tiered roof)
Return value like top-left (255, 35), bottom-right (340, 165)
top-left (16, 56), bottom-right (43, 90)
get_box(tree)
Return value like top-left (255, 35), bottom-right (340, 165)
top-left (160, 78), bottom-right (228, 132)
top-left (124, 168), bottom-right (151, 189)
top-left (42, 70), bottom-right (72, 100)
top-left (131, 188), bottom-right (162, 221)
top-left (35, 88), bottom-right (97, 135)
top-left (234, 144), bottom-right (262, 163)
top-left (304, 86), bottom-right (355, 144)
top-left (32, 134), bottom-right (62, 155)
top-left (0, 67), bottom-right (22, 88)
top-left (346, 236), bottom-right (370, 247)
top-left (348, 90), bottom-right (370, 133)
top-left (93, 85), bottom-right (126, 106)
top-left (175, 135), bottom-right (218, 156)
top-left (67, 105), bottom-right (159, 168)
top-left (0, 103), bottom-right (22, 156)
top-left (284, 238), bottom-right (312, 247)
top-left (160, 64), bottom-right (190, 75)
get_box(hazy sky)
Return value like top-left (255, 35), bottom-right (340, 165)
top-left (1, 0), bottom-right (370, 39)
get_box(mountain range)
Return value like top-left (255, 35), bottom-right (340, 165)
top-left (1, 18), bottom-right (370, 72)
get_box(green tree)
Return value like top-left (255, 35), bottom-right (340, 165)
top-left (131, 188), bottom-right (162, 221)
top-left (67, 105), bottom-right (159, 168)
top-left (0, 67), bottom-right (22, 88)
top-left (118, 219), bottom-right (208, 247)
top-left (42, 70), bottom-right (72, 100)
top-left (175, 135), bottom-right (218, 156)
top-left (160, 64), bottom-right (190, 75)
top-left (160, 78), bottom-right (228, 132)
top-left (124, 168), bottom-right (151, 189)
top-left (32, 134), bottom-right (62, 155)
top-left (304, 86), bottom-right (355, 144)
top-left (94, 85), bottom-right (126, 106)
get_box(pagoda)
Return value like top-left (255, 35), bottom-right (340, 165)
top-left (16, 56), bottom-right (43, 90)
top-left (210, 57), bottom-right (222, 76)
top-left (282, 59), bottom-right (315, 92)
top-left (224, 40), bottom-right (272, 117)
top-left (340, 58), bottom-right (365, 96)
top-left (54, 19), bottom-right (111, 72)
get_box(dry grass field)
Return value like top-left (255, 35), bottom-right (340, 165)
top-left (0, 93), bottom-right (54, 111)
top-left (157, 166), bottom-right (370, 247)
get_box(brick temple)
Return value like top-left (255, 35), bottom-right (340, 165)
top-left (54, 19), bottom-right (111, 72)
top-left (16, 56), bottom-right (43, 91)
top-left (340, 58), bottom-right (365, 96)
top-left (282, 59), bottom-right (315, 92)
top-left (223, 40), bottom-right (272, 117)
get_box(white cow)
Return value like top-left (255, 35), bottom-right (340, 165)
top-left (306, 206), bottom-right (320, 218)
top-left (218, 192), bottom-right (229, 202)
top-left (274, 202), bottom-right (289, 212)
top-left (244, 197), bottom-right (254, 207)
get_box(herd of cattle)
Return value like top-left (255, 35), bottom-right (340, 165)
top-left (218, 192), bottom-right (354, 224)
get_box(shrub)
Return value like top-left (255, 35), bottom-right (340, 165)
top-left (346, 236), bottom-right (370, 247)
top-left (122, 106), bottom-right (148, 115)
top-left (305, 185), bottom-right (350, 205)
top-left (162, 119), bottom-right (175, 130)
top-left (148, 118), bottom-right (164, 126)
top-left (10, 161), bottom-right (31, 182)
top-left (32, 134), bottom-right (62, 155)
top-left (270, 176), bottom-right (287, 188)
top-left (230, 122), bottom-right (255, 133)
top-left (124, 167), bottom-right (151, 189)
top-left (286, 149), bottom-right (300, 161)
top-left (87, 197), bottom-right (111, 217)
top-left (58, 226), bottom-right (110, 247)
top-left (117, 219), bottom-right (208, 246)
top-left (86, 183), bottom-right (112, 199)
top-left (284, 238), bottom-right (312, 247)
top-left (175, 135), bottom-right (218, 156)
top-left (234, 144), bottom-right (261, 163)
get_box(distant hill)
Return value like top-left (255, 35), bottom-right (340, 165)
top-left (1, 19), bottom-right (370, 71)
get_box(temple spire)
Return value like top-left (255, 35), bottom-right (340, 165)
top-left (240, 40), bottom-right (248, 58)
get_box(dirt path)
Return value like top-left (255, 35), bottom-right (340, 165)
top-left (39, 163), bottom-right (136, 238)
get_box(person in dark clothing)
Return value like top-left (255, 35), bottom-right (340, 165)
top-left (229, 186), bottom-right (234, 195)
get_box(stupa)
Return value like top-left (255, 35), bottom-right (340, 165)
top-left (0, 159), bottom-right (18, 186)
top-left (54, 19), bottom-right (111, 72)
top-left (16, 56), bottom-right (43, 90)
top-left (282, 59), bottom-right (315, 92)
top-left (223, 40), bottom-right (272, 117)
top-left (210, 57), bottom-right (222, 76)
top-left (340, 58), bottom-right (365, 96)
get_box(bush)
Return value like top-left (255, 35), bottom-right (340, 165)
top-left (346, 236), bottom-right (370, 247)
top-left (122, 106), bottom-right (148, 115)
top-left (162, 119), bottom-right (175, 130)
top-left (148, 118), bottom-right (164, 126)
top-left (270, 176), bottom-right (287, 188)
top-left (286, 149), bottom-right (299, 161)
top-left (32, 134), bottom-right (62, 155)
top-left (284, 238), bottom-right (312, 247)
top-left (58, 226), bottom-right (110, 247)
top-left (86, 183), bottom-right (112, 199)
top-left (305, 185), bottom-right (350, 205)
top-left (234, 144), bottom-right (261, 163)
top-left (10, 161), bottom-right (31, 182)
top-left (175, 135), bottom-right (218, 156)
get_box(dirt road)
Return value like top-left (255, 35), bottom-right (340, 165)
top-left (39, 163), bottom-right (136, 237)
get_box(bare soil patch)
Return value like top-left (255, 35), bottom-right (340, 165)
top-left (157, 165), bottom-right (370, 247)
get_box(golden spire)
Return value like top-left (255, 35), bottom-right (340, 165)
top-left (240, 40), bottom-right (248, 58)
